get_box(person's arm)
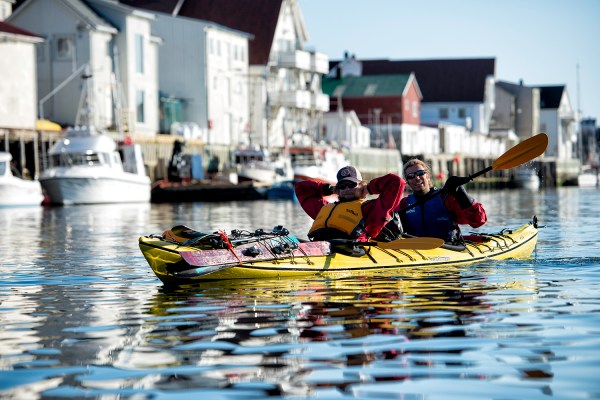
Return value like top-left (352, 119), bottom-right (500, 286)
top-left (294, 180), bottom-right (334, 219)
top-left (443, 193), bottom-right (487, 228)
top-left (362, 174), bottom-right (405, 237)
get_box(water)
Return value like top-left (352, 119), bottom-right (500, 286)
top-left (1, 187), bottom-right (599, 399)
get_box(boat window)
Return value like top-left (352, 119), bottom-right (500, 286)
top-left (50, 152), bottom-right (107, 167)
top-left (0, 161), bottom-right (6, 176)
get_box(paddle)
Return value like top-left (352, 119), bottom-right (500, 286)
top-left (330, 237), bottom-right (444, 250)
top-left (400, 133), bottom-right (549, 213)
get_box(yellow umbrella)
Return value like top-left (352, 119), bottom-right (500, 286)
top-left (36, 119), bottom-right (62, 132)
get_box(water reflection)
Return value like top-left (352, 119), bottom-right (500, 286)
top-left (1, 189), bottom-right (599, 399)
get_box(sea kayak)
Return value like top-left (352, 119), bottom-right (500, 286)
top-left (139, 218), bottom-right (539, 284)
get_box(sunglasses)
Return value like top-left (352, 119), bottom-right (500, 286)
top-left (337, 181), bottom-right (358, 190)
top-left (406, 169), bottom-right (428, 180)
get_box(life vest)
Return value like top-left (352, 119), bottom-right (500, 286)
top-left (402, 193), bottom-right (457, 241)
top-left (308, 200), bottom-right (366, 241)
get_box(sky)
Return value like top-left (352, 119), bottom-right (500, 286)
top-left (299, 0), bottom-right (600, 123)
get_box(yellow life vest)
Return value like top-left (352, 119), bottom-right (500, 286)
top-left (308, 200), bottom-right (365, 240)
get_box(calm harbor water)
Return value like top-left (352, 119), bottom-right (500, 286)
top-left (1, 187), bottom-right (599, 399)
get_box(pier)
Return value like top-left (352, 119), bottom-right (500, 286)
top-left (1, 129), bottom-right (579, 191)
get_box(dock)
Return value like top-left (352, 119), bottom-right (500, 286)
top-left (150, 180), bottom-right (269, 203)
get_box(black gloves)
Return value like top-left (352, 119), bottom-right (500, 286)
top-left (322, 184), bottom-right (335, 196)
top-left (443, 175), bottom-right (474, 209)
top-left (443, 175), bottom-right (472, 194)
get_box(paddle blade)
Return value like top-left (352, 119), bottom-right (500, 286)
top-left (492, 133), bottom-right (548, 170)
top-left (378, 237), bottom-right (445, 250)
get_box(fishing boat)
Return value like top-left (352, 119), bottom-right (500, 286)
top-left (577, 165), bottom-right (599, 187)
top-left (39, 127), bottom-right (151, 205)
top-left (39, 67), bottom-right (151, 205)
top-left (233, 146), bottom-right (294, 185)
top-left (139, 218), bottom-right (539, 284)
top-left (289, 145), bottom-right (349, 184)
top-left (0, 152), bottom-right (44, 207)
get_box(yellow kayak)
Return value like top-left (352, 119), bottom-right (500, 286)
top-left (139, 219), bottom-right (539, 284)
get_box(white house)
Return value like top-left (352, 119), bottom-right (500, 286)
top-left (149, 12), bottom-right (251, 146)
top-left (0, 20), bottom-right (43, 131)
top-left (124, 0), bottom-right (330, 149)
top-left (538, 85), bottom-right (577, 160)
top-left (322, 110), bottom-right (370, 149)
top-left (8, 0), bottom-right (160, 135)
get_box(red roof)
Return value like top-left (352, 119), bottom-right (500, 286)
top-left (121, 0), bottom-right (283, 65)
top-left (0, 20), bottom-right (42, 38)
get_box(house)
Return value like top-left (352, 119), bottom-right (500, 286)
top-left (492, 80), bottom-right (540, 141)
top-left (330, 55), bottom-right (496, 135)
top-left (122, 0), bottom-right (330, 149)
top-left (0, 20), bottom-right (43, 132)
top-left (9, 0), bottom-right (160, 135)
top-left (537, 85), bottom-right (577, 160)
top-left (147, 12), bottom-right (251, 147)
top-left (321, 110), bottom-right (370, 149)
top-left (321, 73), bottom-right (422, 148)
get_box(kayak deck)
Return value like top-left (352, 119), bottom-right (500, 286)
top-left (139, 221), bottom-right (539, 284)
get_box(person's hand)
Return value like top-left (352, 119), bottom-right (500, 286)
top-left (443, 175), bottom-right (472, 194)
top-left (322, 183), bottom-right (335, 196)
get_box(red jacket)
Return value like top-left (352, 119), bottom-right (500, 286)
top-left (295, 174), bottom-right (406, 240)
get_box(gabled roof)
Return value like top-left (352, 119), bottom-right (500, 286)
top-left (537, 85), bottom-right (565, 109)
top-left (12, 0), bottom-right (117, 34)
top-left (322, 74), bottom-right (417, 98)
top-left (330, 58), bottom-right (495, 103)
top-left (121, 0), bottom-right (283, 65)
top-left (0, 20), bottom-right (42, 40)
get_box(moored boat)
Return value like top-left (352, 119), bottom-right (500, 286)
top-left (0, 152), bottom-right (44, 207)
top-left (139, 219), bottom-right (539, 284)
top-left (512, 169), bottom-right (540, 190)
top-left (577, 165), bottom-right (599, 187)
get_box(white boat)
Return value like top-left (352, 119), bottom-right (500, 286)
top-left (234, 147), bottom-right (294, 185)
top-left (577, 165), bottom-right (599, 187)
top-left (289, 146), bottom-right (349, 184)
top-left (513, 169), bottom-right (540, 190)
top-left (39, 66), bottom-right (150, 205)
top-left (39, 127), bottom-right (151, 205)
top-left (0, 152), bottom-right (44, 207)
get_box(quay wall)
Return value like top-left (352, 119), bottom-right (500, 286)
top-left (1, 129), bottom-right (576, 187)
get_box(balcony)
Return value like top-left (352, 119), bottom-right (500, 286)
top-left (276, 49), bottom-right (311, 70)
top-left (311, 93), bottom-right (330, 112)
top-left (310, 51), bottom-right (329, 74)
top-left (270, 90), bottom-right (311, 109)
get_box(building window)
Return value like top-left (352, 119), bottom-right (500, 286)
top-left (54, 34), bottom-right (74, 61)
top-left (458, 108), bottom-right (466, 118)
top-left (439, 108), bottom-right (448, 119)
top-left (405, 99), bottom-right (410, 111)
top-left (135, 34), bottom-right (144, 74)
top-left (412, 101), bottom-right (418, 118)
top-left (136, 90), bottom-right (145, 123)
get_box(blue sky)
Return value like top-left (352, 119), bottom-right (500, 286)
top-left (300, 0), bottom-right (600, 123)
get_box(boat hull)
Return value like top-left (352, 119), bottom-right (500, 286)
top-left (139, 222), bottom-right (539, 284)
top-left (40, 171), bottom-right (150, 205)
top-left (0, 178), bottom-right (44, 207)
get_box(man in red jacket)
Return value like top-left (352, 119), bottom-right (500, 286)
top-left (294, 166), bottom-right (406, 242)
top-left (397, 158), bottom-right (487, 243)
